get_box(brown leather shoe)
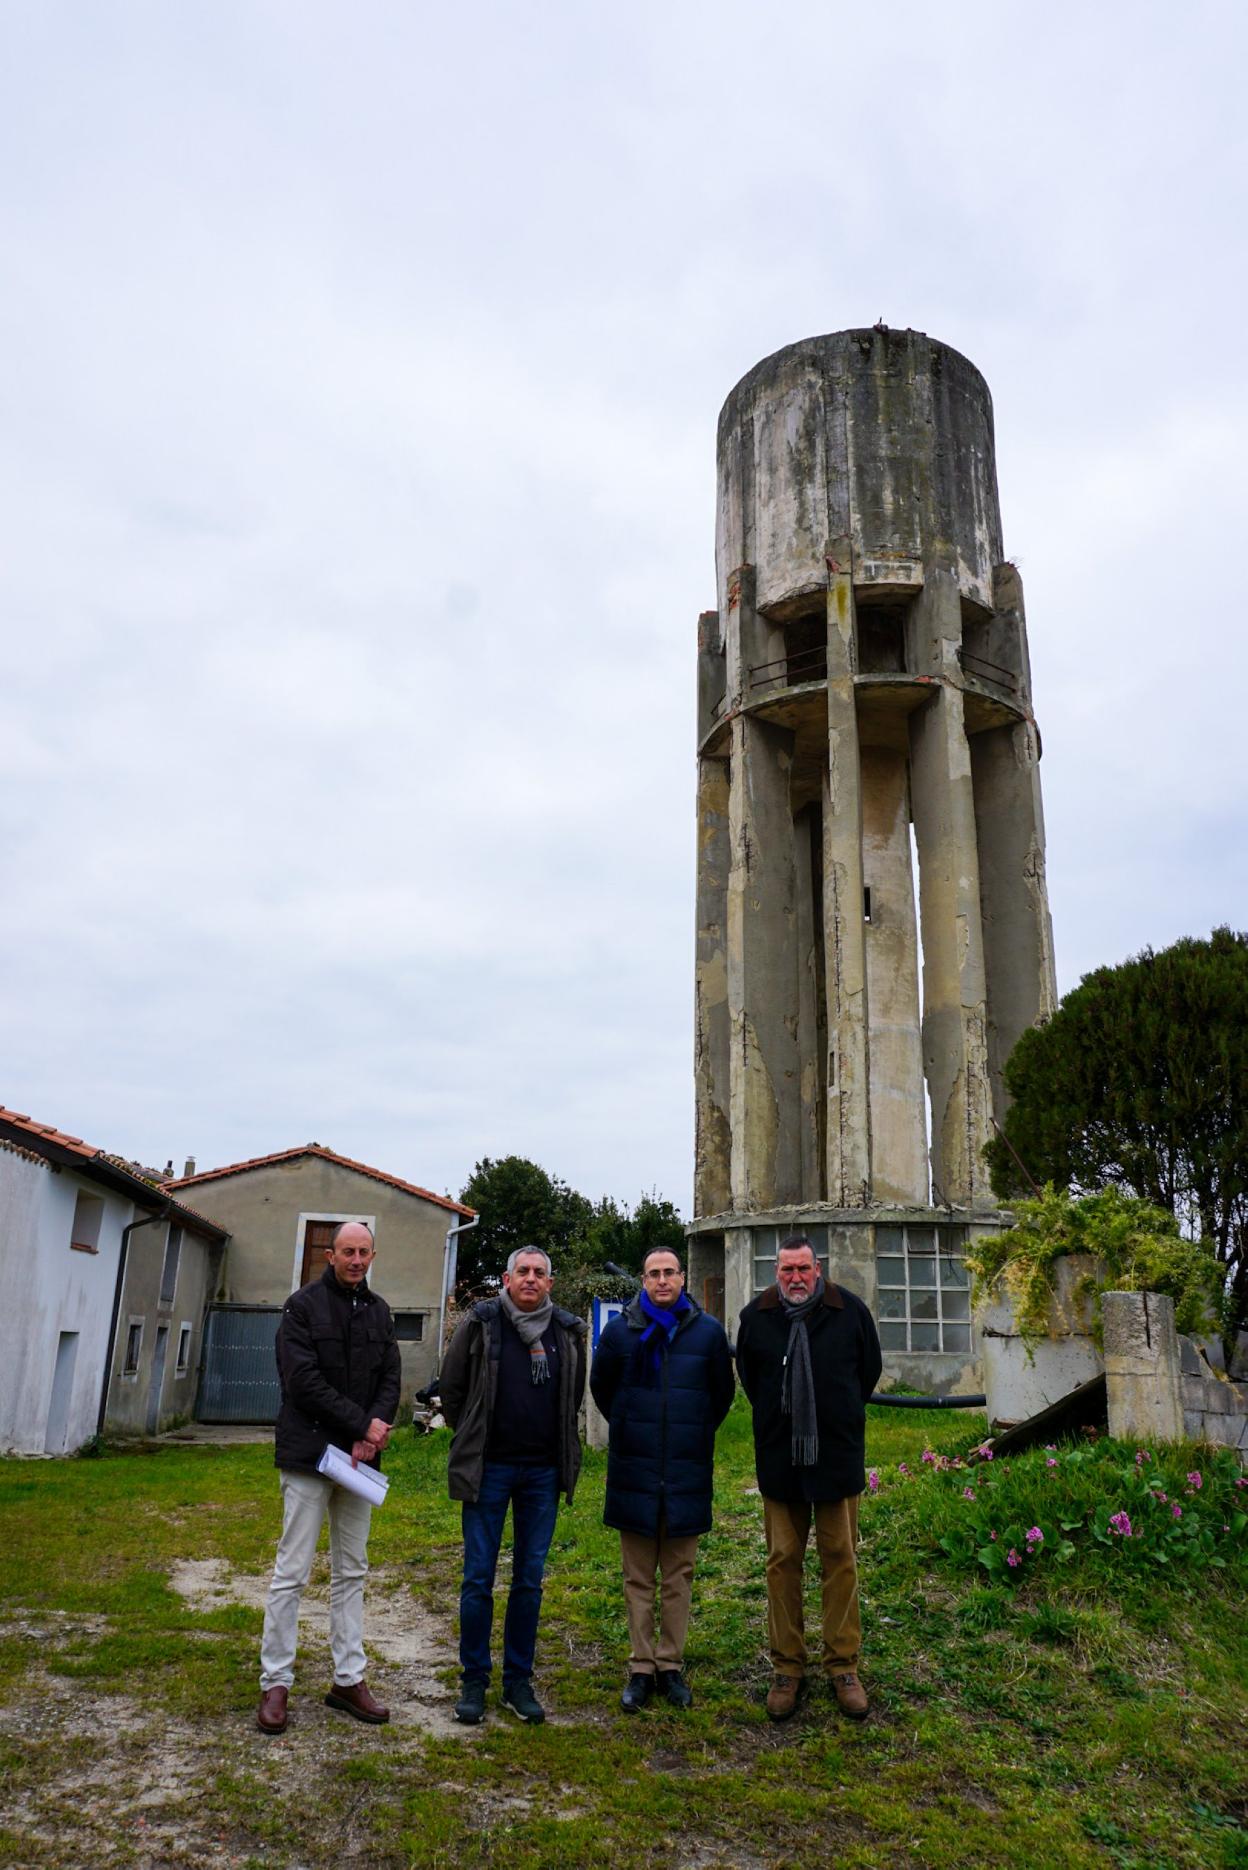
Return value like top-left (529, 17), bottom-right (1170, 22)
top-left (324, 1680), bottom-right (390, 1724)
top-left (831, 1671), bottom-right (869, 1720)
top-left (257, 1686), bottom-right (288, 1734)
top-left (765, 1673), bottom-right (806, 1722)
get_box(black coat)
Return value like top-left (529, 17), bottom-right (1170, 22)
top-left (735, 1283), bottom-right (882, 1504)
top-left (273, 1268), bottom-right (402, 1474)
top-left (589, 1296), bottom-right (735, 1538)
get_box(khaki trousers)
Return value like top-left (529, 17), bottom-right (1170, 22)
top-left (619, 1527), bottom-right (700, 1674)
top-left (762, 1494), bottom-right (861, 1678)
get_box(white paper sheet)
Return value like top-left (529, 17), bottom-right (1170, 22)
top-left (316, 1441), bottom-right (391, 1507)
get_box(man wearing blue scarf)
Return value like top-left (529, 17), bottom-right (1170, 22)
top-left (590, 1249), bottom-right (735, 1711)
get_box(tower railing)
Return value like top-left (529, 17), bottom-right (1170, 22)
top-left (747, 642), bottom-right (828, 692)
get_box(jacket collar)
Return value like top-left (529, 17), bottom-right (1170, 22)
top-left (623, 1292), bottom-right (702, 1332)
top-left (755, 1281), bottom-right (844, 1312)
top-left (474, 1294), bottom-right (587, 1335)
top-left (321, 1266), bottom-right (373, 1303)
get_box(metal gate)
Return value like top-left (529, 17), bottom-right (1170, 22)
top-left (197, 1304), bottom-right (282, 1423)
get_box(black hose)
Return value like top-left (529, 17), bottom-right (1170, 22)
top-left (868, 1392), bottom-right (986, 1408)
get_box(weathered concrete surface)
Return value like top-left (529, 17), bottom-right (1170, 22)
top-left (977, 1257), bottom-right (1102, 1425)
top-left (694, 754), bottom-right (732, 1218)
top-left (1103, 1290), bottom-right (1184, 1444)
top-left (822, 558), bottom-right (870, 1207)
top-left (727, 713), bottom-right (802, 1211)
top-left (1178, 1333), bottom-right (1248, 1458)
top-left (716, 329), bottom-right (1001, 620)
top-left (909, 573), bottom-right (994, 1210)
top-left (861, 743), bottom-right (926, 1203)
top-left (694, 328), bottom-right (1057, 1390)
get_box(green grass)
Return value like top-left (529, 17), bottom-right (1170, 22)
top-left (0, 1403), bottom-right (1245, 1868)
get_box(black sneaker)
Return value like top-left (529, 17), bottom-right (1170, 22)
top-left (657, 1670), bottom-right (693, 1709)
top-left (620, 1672), bottom-right (653, 1713)
top-left (501, 1680), bottom-right (546, 1724)
top-left (454, 1679), bottom-right (487, 1724)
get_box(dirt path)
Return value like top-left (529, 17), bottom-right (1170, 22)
top-left (168, 1557), bottom-right (466, 1736)
top-left (0, 1565), bottom-right (476, 1869)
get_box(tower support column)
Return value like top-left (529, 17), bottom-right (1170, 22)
top-left (822, 552), bottom-right (870, 1207)
top-left (908, 570), bottom-right (994, 1209)
top-left (727, 713), bottom-right (802, 1210)
top-left (695, 752), bottom-right (732, 1216)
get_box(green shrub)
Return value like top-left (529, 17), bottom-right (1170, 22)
top-left (964, 1184), bottom-right (1223, 1349)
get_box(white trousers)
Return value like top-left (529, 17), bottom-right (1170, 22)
top-left (259, 1469), bottom-right (373, 1691)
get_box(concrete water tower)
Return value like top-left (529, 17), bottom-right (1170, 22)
top-left (688, 327), bottom-right (1056, 1388)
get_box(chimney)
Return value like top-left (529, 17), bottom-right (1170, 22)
top-left (183, 1156), bottom-right (196, 1179)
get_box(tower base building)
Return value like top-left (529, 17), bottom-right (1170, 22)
top-left (690, 329), bottom-right (1056, 1391)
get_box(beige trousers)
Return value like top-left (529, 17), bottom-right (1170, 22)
top-left (619, 1527), bottom-right (700, 1674)
top-left (762, 1494), bottom-right (861, 1678)
top-left (259, 1469), bottom-right (373, 1691)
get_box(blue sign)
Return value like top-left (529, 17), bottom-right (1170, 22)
top-left (591, 1297), bottom-right (626, 1349)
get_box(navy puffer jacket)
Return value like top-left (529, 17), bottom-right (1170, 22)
top-left (589, 1295), bottom-right (735, 1538)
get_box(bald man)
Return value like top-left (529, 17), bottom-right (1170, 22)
top-left (257, 1221), bottom-right (401, 1735)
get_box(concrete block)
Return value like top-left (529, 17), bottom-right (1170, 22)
top-left (980, 1332), bottom-right (1102, 1426)
top-left (1179, 1337), bottom-right (1204, 1377)
top-left (1197, 1412), bottom-right (1247, 1450)
top-left (1104, 1290), bottom-right (1184, 1445)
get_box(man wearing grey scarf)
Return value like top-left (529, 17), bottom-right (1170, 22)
top-left (441, 1245), bottom-right (587, 1728)
top-left (737, 1234), bottom-right (882, 1727)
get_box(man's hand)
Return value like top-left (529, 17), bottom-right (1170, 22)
top-left (349, 1420), bottom-right (392, 1468)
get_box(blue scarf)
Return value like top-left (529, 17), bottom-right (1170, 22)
top-left (634, 1287), bottom-right (692, 1383)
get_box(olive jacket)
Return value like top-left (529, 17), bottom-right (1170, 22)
top-left (441, 1299), bottom-right (588, 1505)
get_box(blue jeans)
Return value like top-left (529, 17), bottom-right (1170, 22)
top-left (459, 1461), bottom-right (559, 1689)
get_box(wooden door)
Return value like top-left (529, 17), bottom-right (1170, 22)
top-left (300, 1220), bottom-right (338, 1288)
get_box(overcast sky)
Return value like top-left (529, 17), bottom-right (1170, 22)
top-left (2, 1), bottom-right (1245, 1216)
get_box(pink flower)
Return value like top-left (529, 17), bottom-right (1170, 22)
top-left (1157, 1492), bottom-right (1168, 1504)
top-left (921, 1448), bottom-right (937, 1465)
top-left (1171, 1503), bottom-right (1182, 1521)
top-left (1046, 1457), bottom-right (1058, 1468)
top-left (1187, 1471), bottom-right (1203, 1490)
top-left (976, 1443), bottom-right (994, 1461)
top-left (1108, 1511), bottom-right (1133, 1538)
top-left (989, 1530), bottom-right (998, 1541)
top-left (1006, 1548), bottom-right (1021, 1567)
top-left (1025, 1526), bottom-right (1043, 1546)
top-left (1236, 1477), bottom-right (1247, 1490)
top-left (1044, 1444), bottom-right (1056, 1452)
top-left (897, 1462), bottom-right (910, 1476)
top-left (867, 1470), bottom-right (879, 1493)
top-left (963, 1486), bottom-right (976, 1501)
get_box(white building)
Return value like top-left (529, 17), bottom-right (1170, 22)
top-left (0, 1107), bottom-right (228, 1455)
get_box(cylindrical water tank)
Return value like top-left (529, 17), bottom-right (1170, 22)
top-left (716, 328), bottom-right (1003, 619)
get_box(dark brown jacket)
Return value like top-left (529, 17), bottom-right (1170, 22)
top-left (441, 1299), bottom-right (587, 1504)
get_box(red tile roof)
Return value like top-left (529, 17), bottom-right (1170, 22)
top-left (163, 1144), bottom-right (474, 1218)
top-left (0, 1105), bottom-right (230, 1239)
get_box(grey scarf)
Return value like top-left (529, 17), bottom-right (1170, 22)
top-left (780, 1277), bottom-right (824, 1466)
top-left (500, 1289), bottom-right (555, 1383)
